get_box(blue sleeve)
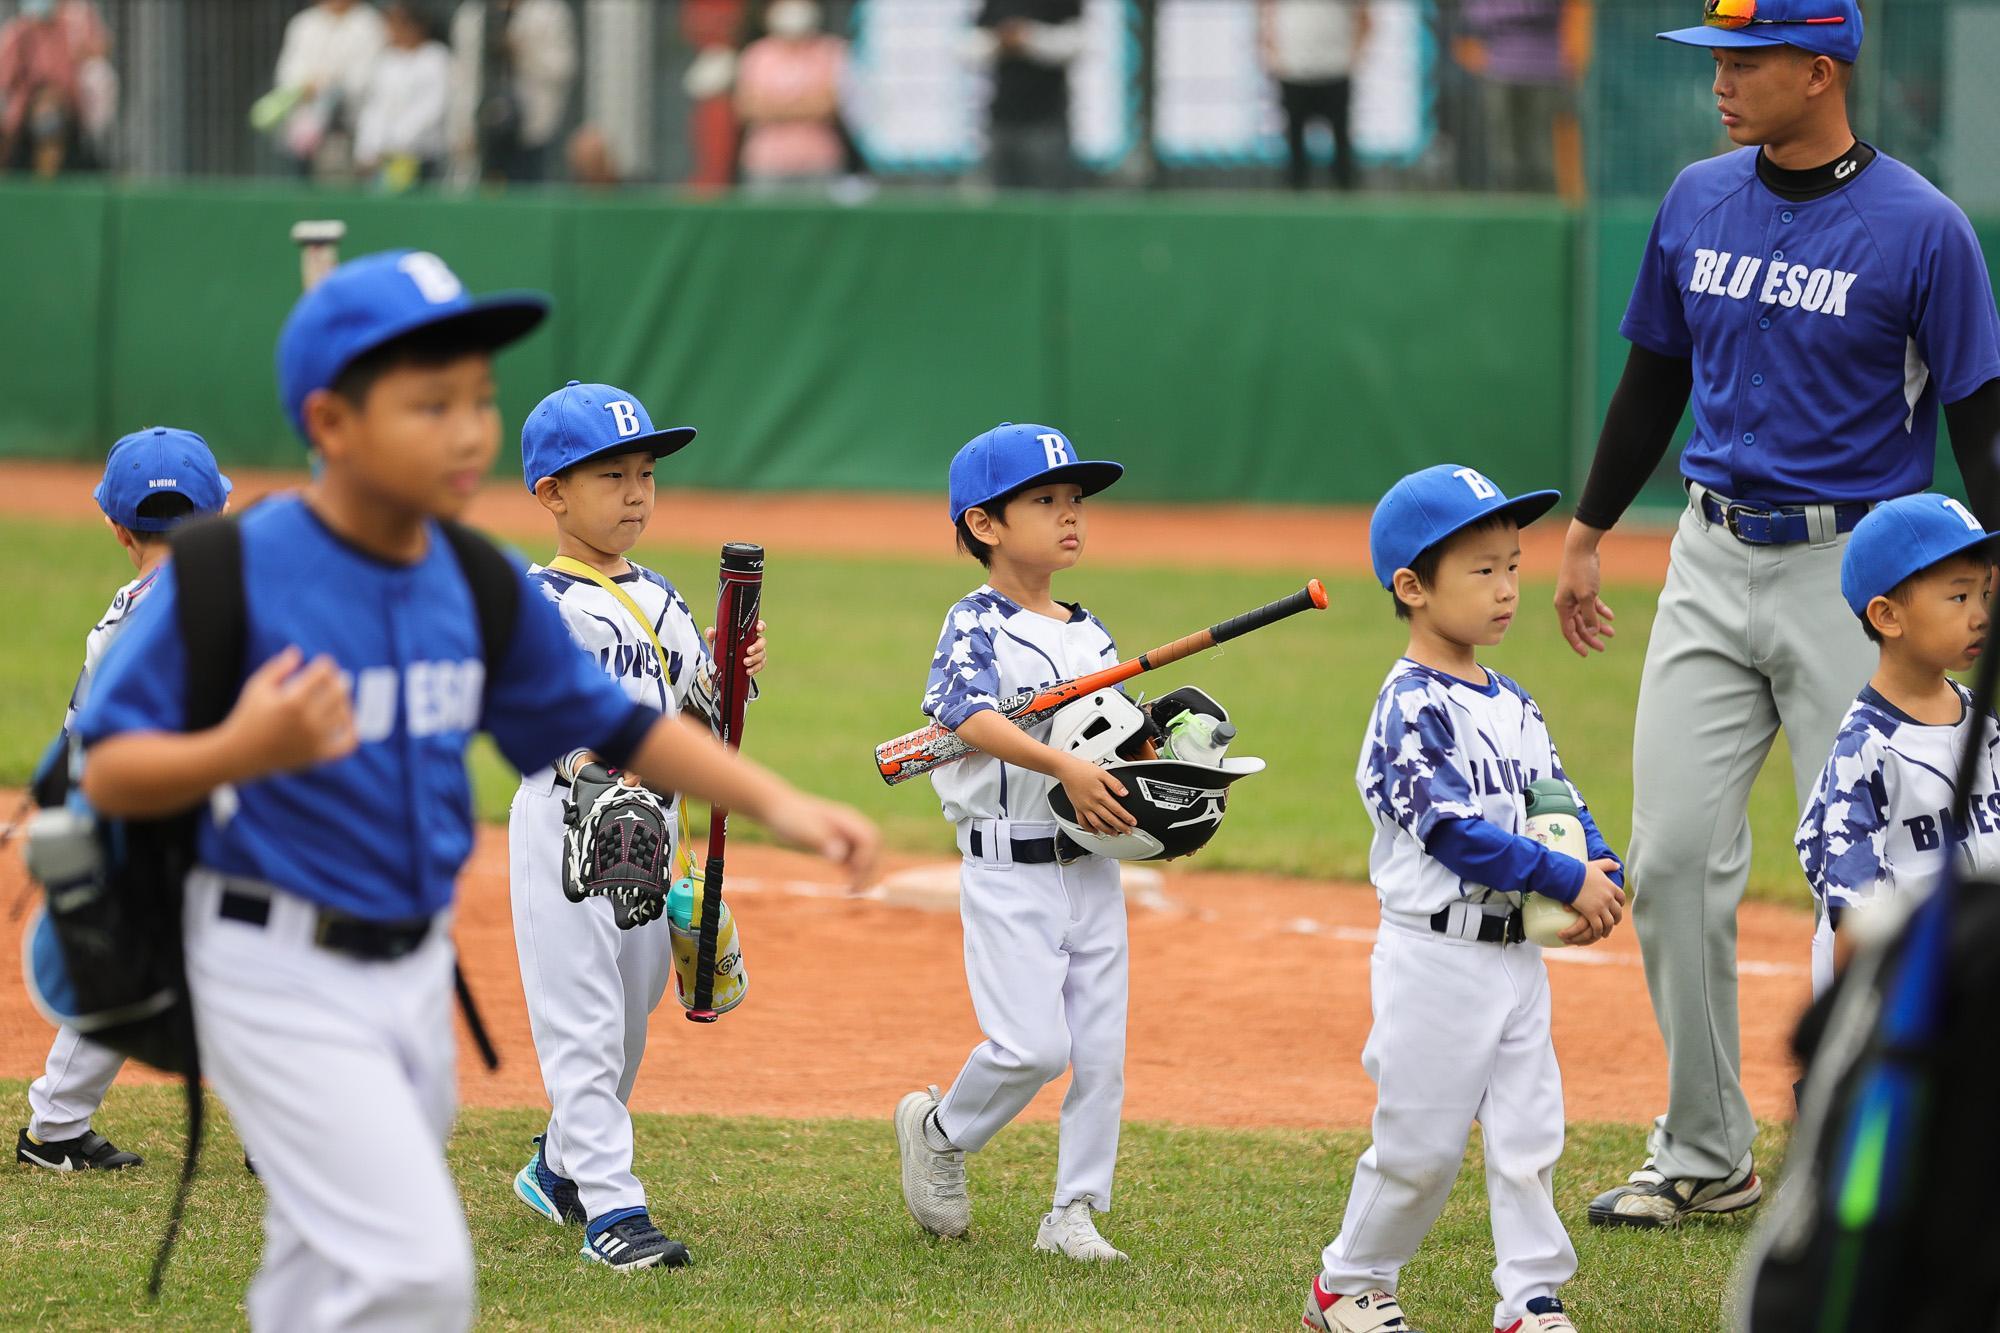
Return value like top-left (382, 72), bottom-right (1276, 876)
top-left (1428, 816), bottom-right (1588, 904)
top-left (1619, 195), bottom-right (1694, 359)
top-left (73, 566), bottom-right (189, 744)
top-left (1575, 804), bottom-right (1625, 888)
top-left (1794, 728), bottom-right (1891, 913)
top-left (921, 603), bottom-right (1002, 732)
top-left (483, 565), bottom-right (660, 775)
top-left (1359, 679), bottom-right (1483, 842)
top-left (1915, 207), bottom-right (2000, 404)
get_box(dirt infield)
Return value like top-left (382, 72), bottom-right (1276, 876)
top-left (1, 829), bottom-right (1812, 1130)
top-left (0, 461), bottom-right (1675, 581)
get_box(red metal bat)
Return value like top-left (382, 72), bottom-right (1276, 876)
top-left (874, 579), bottom-right (1329, 785)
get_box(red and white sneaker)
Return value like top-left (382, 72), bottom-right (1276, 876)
top-left (1302, 1274), bottom-right (1419, 1332)
top-left (1496, 1296), bottom-right (1576, 1332)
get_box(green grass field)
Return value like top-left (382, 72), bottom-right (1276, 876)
top-left (0, 1082), bottom-right (1778, 1331)
top-left (0, 514), bottom-right (1819, 904)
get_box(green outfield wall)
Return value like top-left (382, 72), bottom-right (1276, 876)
top-left (1, 180), bottom-right (1993, 507)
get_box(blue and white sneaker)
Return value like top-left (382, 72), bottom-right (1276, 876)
top-left (513, 1135), bottom-right (586, 1225)
top-left (581, 1207), bottom-right (690, 1271)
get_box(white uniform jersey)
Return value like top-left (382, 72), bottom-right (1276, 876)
top-left (62, 570), bottom-right (160, 736)
top-left (921, 585), bottom-right (1120, 826)
top-left (1356, 658), bottom-right (1582, 918)
top-left (1796, 681), bottom-right (2000, 916)
top-left (515, 561), bottom-right (715, 803)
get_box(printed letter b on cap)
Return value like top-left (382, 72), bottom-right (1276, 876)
top-left (1943, 497), bottom-right (1982, 531)
top-left (1453, 467), bottom-right (1499, 500)
top-left (398, 252), bottom-right (464, 304)
top-left (1039, 432), bottom-right (1071, 467)
top-left (607, 401), bottom-right (641, 437)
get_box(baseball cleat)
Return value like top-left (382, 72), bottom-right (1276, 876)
top-left (1303, 1275), bottom-right (1420, 1332)
top-left (580, 1207), bottom-right (690, 1271)
top-left (1586, 1154), bottom-right (1761, 1228)
top-left (894, 1085), bottom-right (970, 1238)
top-left (16, 1127), bottom-right (142, 1171)
top-left (1497, 1296), bottom-right (1576, 1331)
top-left (514, 1134), bottom-right (586, 1225)
top-left (1033, 1196), bottom-right (1128, 1262)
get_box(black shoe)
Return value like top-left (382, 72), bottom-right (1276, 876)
top-left (17, 1127), bottom-right (142, 1171)
top-left (1586, 1155), bottom-right (1762, 1228)
top-left (581, 1208), bottom-right (691, 1271)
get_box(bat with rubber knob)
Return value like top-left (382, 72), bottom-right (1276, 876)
top-left (689, 542), bottom-right (764, 1021)
top-left (874, 578), bottom-right (1329, 785)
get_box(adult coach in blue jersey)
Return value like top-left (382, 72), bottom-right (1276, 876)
top-left (1551, 0), bottom-right (2000, 1229)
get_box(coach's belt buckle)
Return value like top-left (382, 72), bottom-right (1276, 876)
top-left (1721, 501), bottom-right (1769, 543)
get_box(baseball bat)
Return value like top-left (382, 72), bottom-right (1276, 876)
top-left (874, 578), bottom-right (1329, 785)
top-left (689, 542), bottom-right (765, 1021)
top-left (291, 219), bottom-right (346, 292)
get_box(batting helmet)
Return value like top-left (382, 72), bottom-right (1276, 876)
top-left (1044, 688), bottom-right (1264, 861)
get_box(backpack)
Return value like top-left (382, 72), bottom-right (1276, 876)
top-left (22, 513), bottom-right (518, 1295)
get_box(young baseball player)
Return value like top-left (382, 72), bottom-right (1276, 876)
top-left (1796, 493), bottom-right (2000, 997)
top-left (894, 422), bottom-right (1141, 1261)
top-left (71, 251), bottom-right (875, 1331)
top-left (16, 427), bottom-right (230, 1174)
top-left (1303, 465), bottom-right (1626, 1333)
top-left (507, 379), bottom-right (766, 1271)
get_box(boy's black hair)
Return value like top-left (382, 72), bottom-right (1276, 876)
top-left (1389, 513), bottom-right (1517, 620)
top-left (955, 487), bottom-right (1021, 567)
top-left (329, 323), bottom-right (496, 412)
top-left (127, 491), bottom-right (196, 544)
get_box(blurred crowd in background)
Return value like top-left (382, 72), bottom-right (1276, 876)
top-left (0, 0), bottom-right (1989, 206)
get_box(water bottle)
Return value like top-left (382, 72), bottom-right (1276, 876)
top-left (1160, 709), bottom-right (1238, 766)
top-left (1522, 778), bottom-right (1586, 949)
top-left (666, 872), bottom-right (749, 1014)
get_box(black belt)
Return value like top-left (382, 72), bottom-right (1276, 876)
top-left (967, 829), bottom-right (1060, 864)
top-left (219, 889), bottom-right (434, 962)
top-left (1430, 905), bottom-right (1525, 945)
top-left (1696, 490), bottom-right (1869, 546)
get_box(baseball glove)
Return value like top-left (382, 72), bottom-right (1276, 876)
top-left (561, 763), bottom-right (677, 930)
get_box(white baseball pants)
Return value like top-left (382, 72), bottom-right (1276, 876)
top-left (509, 785), bottom-right (673, 1222)
top-left (934, 823), bottom-right (1128, 1211)
top-left (182, 871), bottom-right (471, 1333)
top-left (26, 1026), bottom-right (125, 1142)
top-left (1320, 916), bottom-right (1575, 1331)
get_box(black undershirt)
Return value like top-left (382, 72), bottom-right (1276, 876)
top-left (1576, 140), bottom-right (2000, 530)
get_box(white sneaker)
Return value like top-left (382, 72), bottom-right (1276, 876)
top-left (894, 1085), bottom-right (969, 1238)
top-left (1034, 1196), bottom-right (1129, 1262)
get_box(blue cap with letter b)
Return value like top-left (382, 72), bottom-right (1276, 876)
top-left (1368, 464), bottom-right (1561, 590)
top-left (94, 426), bottom-right (233, 531)
top-left (1658, 0), bottom-right (1862, 65)
top-left (276, 249), bottom-right (549, 444)
top-left (1841, 493), bottom-right (1996, 616)
top-left (521, 381), bottom-right (698, 491)
top-left (947, 422), bottom-right (1123, 523)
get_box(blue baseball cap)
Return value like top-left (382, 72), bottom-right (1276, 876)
top-left (276, 249), bottom-right (549, 444)
top-left (1841, 493), bottom-right (1996, 616)
top-left (947, 422), bottom-right (1122, 523)
top-left (521, 381), bottom-right (698, 491)
top-left (1368, 464), bottom-right (1561, 590)
top-left (1659, 0), bottom-right (1862, 65)
top-left (94, 427), bottom-right (233, 531)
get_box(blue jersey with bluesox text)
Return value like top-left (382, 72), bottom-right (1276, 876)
top-left (1622, 147), bottom-right (2000, 506)
top-left (1796, 682), bottom-right (2000, 918)
top-left (75, 495), bottom-right (657, 922)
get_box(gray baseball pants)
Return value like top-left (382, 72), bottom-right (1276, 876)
top-left (1628, 488), bottom-right (1874, 1181)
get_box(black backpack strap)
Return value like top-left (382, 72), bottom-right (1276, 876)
top-left (147, 515), bottom-right (247, 1299)
top-left (438, 519), bottom-right (519, 1074)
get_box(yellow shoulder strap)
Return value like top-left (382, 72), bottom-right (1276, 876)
top-left (547, 554), bottom-right (696, 876)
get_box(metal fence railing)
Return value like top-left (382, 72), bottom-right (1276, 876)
top-left (0, 0), bottom-right (1992, 202)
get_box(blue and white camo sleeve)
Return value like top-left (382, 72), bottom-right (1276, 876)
top-left (921, 601), bottom-right (1003, 732)
top-left (1795, 727), bottom-right (1891, 913)
top-left (1360, 676), bottom-right (1481, 842)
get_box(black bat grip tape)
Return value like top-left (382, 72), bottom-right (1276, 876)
top-left (1207, 586), bottom-right (1317, 645)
